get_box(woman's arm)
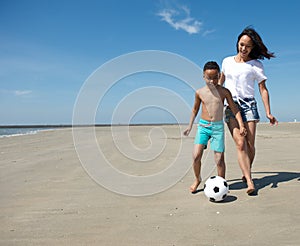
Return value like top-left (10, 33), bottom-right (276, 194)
top-left (218, 72), bottom-right (225, 86)
top-left (258, 81), bottom-right (278, 125)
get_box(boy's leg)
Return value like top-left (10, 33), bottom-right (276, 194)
top-left (210, 122), bottom-right (225, 178)
top-left (215, 152), bottom-right (225, 178)
top-left (190, 144), bottom-right (205, 193)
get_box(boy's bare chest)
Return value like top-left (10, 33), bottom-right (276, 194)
top-left (200, 89), bottom-right (223, 105)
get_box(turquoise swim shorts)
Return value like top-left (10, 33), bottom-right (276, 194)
top-left (194, 119), bottom-right (225, 153)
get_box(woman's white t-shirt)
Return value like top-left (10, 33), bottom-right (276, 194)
top-left (221, 56), bottom-right (267, 100)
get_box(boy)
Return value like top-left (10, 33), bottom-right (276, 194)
top-left (183, 61), bottom-right (251, 193)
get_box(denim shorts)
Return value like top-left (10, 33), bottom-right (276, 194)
top-left (225, 97), bottom-right (260, 123)
top-left (194, 119), bottom-right (225, 153)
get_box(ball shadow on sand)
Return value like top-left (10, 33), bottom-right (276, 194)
top-left (192, 189), bottom-right (237, 203)
top-left (210, 195), bottom-right (237, 203)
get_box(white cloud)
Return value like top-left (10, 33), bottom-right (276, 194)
top-left (202, 29), bottom-right (216, 37)
top-left (14, 90), bottom-right (32, 96)
top-left (157, 6), bottom-right (202, 35)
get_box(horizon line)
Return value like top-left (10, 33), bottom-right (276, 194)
top-left (0, 121), bottom-right (298, 128)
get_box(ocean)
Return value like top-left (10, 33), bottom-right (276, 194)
top-left (0, 127), bottom-right (53, 138)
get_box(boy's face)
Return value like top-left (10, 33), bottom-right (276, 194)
top-left (203, 69), bottom-right (220, 86)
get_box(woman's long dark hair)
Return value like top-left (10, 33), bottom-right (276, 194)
top-left (236, 27), bottom-right (275, 60)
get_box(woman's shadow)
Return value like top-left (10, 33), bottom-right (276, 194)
top-left (228, 171), bottom-right (300, 196)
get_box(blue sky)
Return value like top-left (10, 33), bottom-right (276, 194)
top-left (1, 0), bottom-right (300, 125)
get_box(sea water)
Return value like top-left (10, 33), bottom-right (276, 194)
top-left (0, 127), bottom-right (52, 138)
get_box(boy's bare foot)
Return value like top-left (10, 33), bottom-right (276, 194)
top-left (246, 181), bottom-right (255, 195)
top-left (190, 180), bottom-right (201, 193)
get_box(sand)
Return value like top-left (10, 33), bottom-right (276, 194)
top-left (0, 123), bottom-right (299, 245)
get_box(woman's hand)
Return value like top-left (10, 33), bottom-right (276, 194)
top-left (267, 113), bottom-right (278, 126)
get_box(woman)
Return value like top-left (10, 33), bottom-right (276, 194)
top-left (219, 27), bottom-right (278, 194)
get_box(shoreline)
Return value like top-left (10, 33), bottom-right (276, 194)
top-left (1, 121), bottom-right (299, 128)
top-left (1, 122), bottom-right (298, 138)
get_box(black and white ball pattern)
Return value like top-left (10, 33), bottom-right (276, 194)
top-left (204, 176), bottom-right (229, 202)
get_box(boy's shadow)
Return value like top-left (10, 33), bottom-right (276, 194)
top-left (228, 171), bottom-right (300, 196)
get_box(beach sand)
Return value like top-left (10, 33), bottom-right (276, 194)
top-left (0, 123), bottom-right (299, 245)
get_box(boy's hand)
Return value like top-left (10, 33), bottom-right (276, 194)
top-left (240, 126), bottom-right (247, 136)
top-left (183, 128), bottom-right (191, 136)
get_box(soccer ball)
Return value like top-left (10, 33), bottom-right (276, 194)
top-left (204, 176), bottom-right (229, 202)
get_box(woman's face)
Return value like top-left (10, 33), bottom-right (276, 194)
top-left (238, 35), bottom-right (253, 59)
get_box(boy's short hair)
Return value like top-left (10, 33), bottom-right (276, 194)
top-left (203, 61), bottom-right (220, 72)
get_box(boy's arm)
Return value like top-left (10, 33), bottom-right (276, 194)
top-left (183, 91), bottom-right (201, 136)
top-left (224, 89), bottom-right (247, 136)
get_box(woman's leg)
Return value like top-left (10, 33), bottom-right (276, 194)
top-left (227, 118), bottom-right (255, 194)
top-left (245, 121), bottom-right (257, 167)
top-left (190, 144), bottom-right (205, 193)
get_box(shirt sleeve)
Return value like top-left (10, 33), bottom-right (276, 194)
top-left (253, 60), bottom-right (267, 83)
top-left (221, 57), bottom-right (227, 74)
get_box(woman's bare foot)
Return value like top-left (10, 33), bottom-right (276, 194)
top-left (246, 181), bottom-right (255, 195)
top-left (190, 179), bottom-right (201, 193)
